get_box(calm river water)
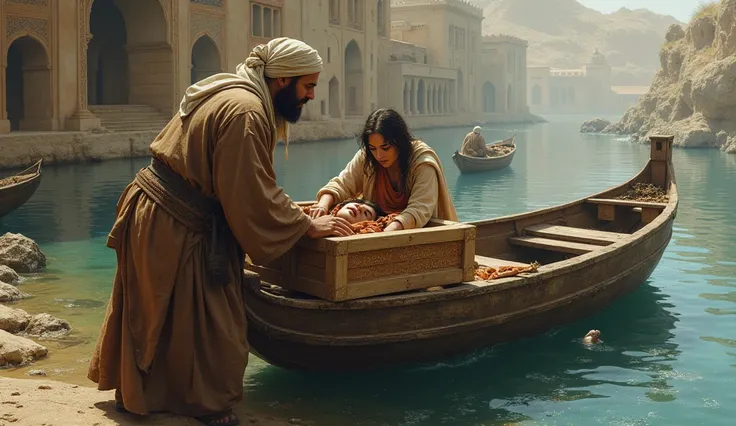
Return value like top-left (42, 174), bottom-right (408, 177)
top-left (1, 114), bottom-right (734, 425)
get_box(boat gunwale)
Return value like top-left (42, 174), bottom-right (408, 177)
top-left (248, 155), bottom-right (678, 311)
top-left (0, 159), bottom-right (43, 191)
top-left (245, 232), bottom-right (672, 346)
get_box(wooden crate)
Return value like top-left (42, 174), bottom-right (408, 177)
top-left (246, 217), bottom-right (477, 302)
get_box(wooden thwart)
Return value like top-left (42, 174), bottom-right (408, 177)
top-left (508, 236), bottom-right (601, 255)
top-left (586, 198), bottom-right (667, 224)
top-left (586, 198), bottom-right (668, 209)
top-left (524, 224), bottom-right (627, 246)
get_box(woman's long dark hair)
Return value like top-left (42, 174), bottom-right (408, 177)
top-left (358, 108), bottom-right (415, 194)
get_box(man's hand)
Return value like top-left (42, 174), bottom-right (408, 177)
top-left (306, 215), bottom-right (355, 238)
top-left (308, 205), bottom-right (329, 219)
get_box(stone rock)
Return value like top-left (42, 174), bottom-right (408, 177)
top-left (27, 369), bottom-right (46, 376)
top-left (0, 304), bottom-right (31, 333)
top-left (0, 233), bottom-right (46, 273)
top-left (0, 265), bottom-right (19, 284)
top-left (717, 130), bottom-right (729, 146)
top-left (0, 329), bottom-right (48, 367)
top-left (580, 118), bottom-right (611, 133)
top-left (688, 16), bottom-right (717, 50)
top-left (601, 123), bottom-right (623, 134)
top-left (722, 135), bottom-right (736, 152)
top-left (24, 313), bottom-right (71, 339)
top-left (0, 282), bottom-right (29, 303)
top-left (690, 56), bottom-right (736, 119)
top-left (716, 0), bottom-right (736, 58)
top-left (666, 24), bottom-right (686, 43)
top-left (644, 114), bottom-right (718, 148)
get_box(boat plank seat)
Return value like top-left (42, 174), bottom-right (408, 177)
top-left (524, 224), bottom-right (627, 246)
top-left (586, 197), bottom-right (668, 224)
top-left (508, 236), bottom-right (601, 255)
top-left (474, 255), bottom-right (529, 268)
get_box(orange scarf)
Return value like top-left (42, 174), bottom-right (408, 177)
top-left (374, 167), bottom-right (409, 214)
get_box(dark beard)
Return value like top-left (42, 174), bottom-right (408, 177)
top-left (273, 79), bottom-right (309, 123)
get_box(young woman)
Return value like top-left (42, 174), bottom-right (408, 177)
top-left (310, 108), bottom-right (457, 231)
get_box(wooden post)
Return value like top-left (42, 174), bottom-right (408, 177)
top-left (649, 135), bottom-right (673, 188)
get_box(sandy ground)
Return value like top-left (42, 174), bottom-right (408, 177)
top-left (0, 377), bottom-right (294, 426)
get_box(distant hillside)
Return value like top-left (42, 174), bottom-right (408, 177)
top-left (476, 0), bottom-right (685, 85)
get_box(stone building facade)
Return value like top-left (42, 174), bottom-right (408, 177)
top-left (526, 50), bottom-right (642, 115)
top-left (389, 0), bottom-right (482, 116)
top-left (0, 0), bottom-right (530, 136)
top-left (479, 35), bottom-right (528, 115)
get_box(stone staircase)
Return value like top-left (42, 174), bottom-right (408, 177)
top-left (88, 104), bottom-right (171, 132)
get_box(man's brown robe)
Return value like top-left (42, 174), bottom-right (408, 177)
top-left (87, 88), bottom-right (311, 417)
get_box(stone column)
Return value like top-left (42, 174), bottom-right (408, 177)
top-left (0, 60), bottom-right (9, 133)
top-left (66, 0), bottom-right (101, 131)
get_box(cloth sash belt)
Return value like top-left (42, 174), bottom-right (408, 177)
top-left (134, 157), bottom-right (233, 286)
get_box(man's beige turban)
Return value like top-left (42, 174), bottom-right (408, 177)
top-left (179, 37), bottom-right (323, 159)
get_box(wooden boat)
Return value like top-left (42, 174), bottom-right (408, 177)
top-left (451, 135), bottom-right (516, 174)
top-left (0, 159), bottom-right (42, 218)
top-left (244, 135), bottom-right (678, 371)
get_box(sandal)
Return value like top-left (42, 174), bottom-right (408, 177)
top-left (114, 390), bottom-right (128, 413)
top-left (196, 410), bottom-right (240, 426)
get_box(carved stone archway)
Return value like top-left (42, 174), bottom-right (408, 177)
top-left (191, 35), bottom-right (221, 84)
top-left (85, 0), bottom-right (173, 112)
top-left (344, 40), bottom-right (363, 116)
top-left (5, 36), bottom-right (53, 131)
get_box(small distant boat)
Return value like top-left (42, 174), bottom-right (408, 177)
top-left (0, 159), bottom-right (43, 218)
top-left (452, 135), bottom-right (516, 174)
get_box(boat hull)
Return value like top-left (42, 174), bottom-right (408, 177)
top-left (452, 148), bottom-right (515, 173)
top-left (244, 213), bottom-right (674, 371)
top-left (0, 160), bottom-right (42, 218)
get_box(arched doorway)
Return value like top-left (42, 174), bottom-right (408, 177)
top-left (87, 0), bottom-right (171, 112)
top-left (329, 76), bottom-right (340, 118)
top-left (5, 36), bottom-right (52, 131)
top-left (482, 82), bottom-right (496, 113)
top-left (417, 79), bottom-right (425, 114)
top-left (532, 84), bottom-right (542, 105)
top-left (344, 40), bottom-right (363, 116)
top-left (191, 35), bottom-right (221, 84)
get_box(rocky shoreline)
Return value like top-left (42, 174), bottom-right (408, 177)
top-left (581, 0), bottom-right (736, 155)
top-left (1, 233), bottom-right (72, 369)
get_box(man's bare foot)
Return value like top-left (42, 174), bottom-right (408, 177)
top-left (196, 410), bottom-right (239, 426)
top-left (583, 329), bottom-right (601, 344)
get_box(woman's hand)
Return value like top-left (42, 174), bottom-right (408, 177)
top-left (383, 221), bottom-right (404, 232)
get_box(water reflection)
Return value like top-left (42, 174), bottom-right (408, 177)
top-left (244, 284), bottom-right (679, 425)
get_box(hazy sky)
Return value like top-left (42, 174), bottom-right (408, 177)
top-left (578, 0), bottom-right (704, 23)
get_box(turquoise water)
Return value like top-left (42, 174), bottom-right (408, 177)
top-left (1, 115), bottom-right (734, 425)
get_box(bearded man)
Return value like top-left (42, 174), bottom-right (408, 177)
top-left (87, 37), bottom-right (353, 426)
